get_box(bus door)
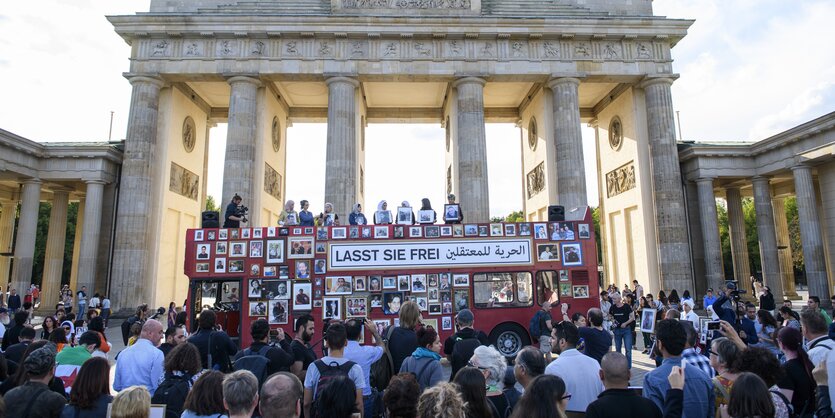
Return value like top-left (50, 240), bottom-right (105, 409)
top-left (189, 278), bottom-right (242, 343)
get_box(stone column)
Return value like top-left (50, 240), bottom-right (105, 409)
top-left (76, 181), bottom-right (105, 294)
top-left (453, 77), bottom-right (490, 222)
top-left (725, 188), bottom-right (751, 283)
top-left (0, 199), bottom-right (17, 288)
top-left (640, 77), bottom-right (693, 292)
top-left (324, 76), bottom-right (360, 218)
top-left (819, 161), bottom-right (835, 297)
top-left (697, 178), bottom-right (724, 291)
top-left (751, 177), bottom-right (784, 299)
top-left (547, 77), bottom-right (587, 209)
top-left (771, 197), bottom-right (799, 299)
top-left (110, 75), bottom-right (164, 311)
top-left (40, 190), bottom-right (69, 308)
top-left (792, 165), bottom-right (829, 301)
top-left (222, 76), bottom-right (262, 208)
top-left (11, 179), bottom-right (41, 294)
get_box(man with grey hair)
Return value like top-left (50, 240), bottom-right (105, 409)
top-left (586, 352), bottom-right (662, 418)
top-left (260, 371), bottom-right (303, 418)
top-left (513, 346), bottom-right (546, 389)
top-left (223, 370), bottom-right (260, 418)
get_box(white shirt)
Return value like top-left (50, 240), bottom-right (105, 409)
top-left (680, 310), bottom-right (699, 327)
top-left (102, 298), bottom-right (111, 309)
top-left (544, 348), bottom-right (604, 412)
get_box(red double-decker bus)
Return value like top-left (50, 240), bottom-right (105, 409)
top-left (184, 207), bottom-right (599, 357)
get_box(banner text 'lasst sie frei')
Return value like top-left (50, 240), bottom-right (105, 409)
top-left (328, 239), bottom-right (532, 270)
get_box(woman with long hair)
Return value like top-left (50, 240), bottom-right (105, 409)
top-left (48, 328), bottom-right (68, 352)
top-left (758, 309), bottom-right (782, 356)
top-left (181, 371), bottom-right (227, 418)
top-left (454, 367), bottom-right (497, 418)
top-left (777, 326), bottom-right (816, 417)
top-left (639, 296), bottom-right (653, 354)
top-left (87, 316), bottom-right (110, 356)
top-left (734, 346), bottom-right (789, 418)
top-left (42, 315), bottom-right (57, 340)
top-left (61, 357), bottom-right (113, 417)
top-left (167, 302), bottom-right (177, 329)
top-left (682, 289), bottom-right (692, 302)
top-left (154, 343), bottom-right (204, 416)
top-left (722, 372), bottom-right (776, 418)
top-left (779, 306), bottom-right (801, 329)
top-left (667, 289), bottom-right (681, 311)
top-left (510, 374), bottom-right (569, 418)
top-left (112, 386), bottom-right (150, 418)
top-left (658, 290), bottom-right (669, 309)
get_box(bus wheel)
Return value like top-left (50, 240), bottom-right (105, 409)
top-left (490, 323), bottom-right (530, 357)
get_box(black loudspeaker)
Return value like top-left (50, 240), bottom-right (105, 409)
top-left (548, 205), bottom-right (565, 222)
top-left (201, 211), bottom-right (220, 228)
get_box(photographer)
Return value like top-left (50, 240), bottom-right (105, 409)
top-left (712, 283), bottom-right (741, 325)
top-left (224, 194), bottom-right (247, 228)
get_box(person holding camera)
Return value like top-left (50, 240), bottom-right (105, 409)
top-left (224, 194), bottom-right (247, 228)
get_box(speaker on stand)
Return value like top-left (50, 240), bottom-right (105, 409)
top-left (548, 205), bottom-right (565, 222)
top-left (201, 211), bottom-right (220, 228)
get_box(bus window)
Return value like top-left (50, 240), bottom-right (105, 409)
top-left (473, 272), bottom-right (533, 308)
top-left (536, 271), bottom-right (559, 306)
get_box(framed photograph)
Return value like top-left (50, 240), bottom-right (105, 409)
top-left (331, 227), bottom-right (347, 240)
top-left (349, 227), bottom-right (359, 239)
top-left (265, 240), bottom-right (284, 264)
top-left (439, 273), bottom-right (451, 290)
top-left (478, 226), bottom-right (488, 237)
top-left (292, 227), bottom-right (302, 235)
top-left (269, 300), bottom-right (289, 324)
top-left (414, 296), bottom-right (428, 312)
top-left (559, 282), bottom-right (572, 297)
top-left (490, 224), bottom-right (504, 237)
top-left (267, 227), bottom-right (277, 238)
top-left (411, 275), bottom-right (427, 292)
top-left (376, 210), bottom-right (392, 225)
top-left (578, 223), bottom-right (591, 239)
top-left (263, 280), bottom-right (290, 299)
top-left (194, 230), bottom-right (204, 241)
top-left (322, 213), bottom-right (337, 227)
top-left (572, 285), bottom-right (589, 299)
top-left (323, 297), bottom-right (342, 320)
top-left (313, 300), bottom-right (323, 308)
top-left (370, 294), bottom-right (383, 309)
top-left (442, 316), bottom-right (453, 330)
top-left (195, 263), bottom-right (209, 273)
top-left (214, 258), bottom-right (226, 273)
top-left (453, 289), bottom-right (470, 311)
top-left (250, 264), bottom-right (260, 276)
top-left (316, 227), bottom-right (328, 240)
top-left (425, 226), bottom-right (440, 238)
top-left (230, 229), bottom-right (240, 239)
top-left (382, 276), bottom-right (397, 290)
top-left (394, 318), bottom-right (401, 327)
top-left (518, 223), bottom-right (531, 236)
top-left (314, 277), bottom-right (323, 287)
top-left (207, 231), bottom-right (216, 241)
top-left (397, 275), bottom-right (411, 292)
top-left (453, 274), bottom-right (469, 288)
top-left (504, 224), bottom-right (517, 236)
top-left (288, 237), bottom-right (314, 259)
top-left (263, 266), bottom-right (277, 277)
top-left (196, 243), bottom-right (211, 260)
top-left (252, 228), bottom-right (263, 239)
top-left (429, 303), bottom-right (441, 315)
top-left (314, 289), bottom-right (323, 299)
top-left (561, 243), bottom-right (583, 266)
top-left (241, 228), bottom-right (251, 239)
top-left (346, 297), bottom-right (367, 317)
top-left (249, 241), bottom-right (263, 258)
top-left (361, 227), bottom-right (372, 239)
top-left (279, 228), bottom-right (289, 236)
top-left (228, 259), bottom-right (244, 273)
top-left (230, 241), bottom-right (247, 257)
top-left (559, 270), bottom-right (570, 282)
top-left (293, 282), bottom-right (312, 310)
top-left (396, 207), bottom-right (413, 225)
top-left (218, 229), bottom-right (229, 240)
top-left (393, 226), bottom-right (404, 238)
top-left (354, 276), bottom-right (367, 292)
top-left (442, 302), bottom-right (453, 314)
top-left (384, 292), bottom-right (404, 315)
top-left (304, 227), bottom-right (314, 235)
top-left (315, 242), bottom-right (327, 254)
top-left (374, 226), bottom-right (389, 239)
top-left (699, 317), bottom-right (711, 344)
top-left (418, 210), bottom-right (435, 224)
top-left (427, 274), bottom-right (438, 288)
top-left (440, 226), bottom-right (453, 237)
top-left (536, 243), bottom-right (561, 262)
top-left (295, 260), bottom-right (311, 279)
top-left (278, 266), bottom-right (290, 279)
top-left (313, 259), bottom-right (327, 275)
top-left (409, 226), bottom-right (422, 238)
top-left (443, 204), bottom-right (461, 223)
top-left (249, 301), bottom-right (267, 317)
top-left (326, 276), bottom-right (353, 295)
top-left (422, 318), bottom-right (438, 331)
top-left (550, 222), bottom-right (575, 241)
top-left (450, 225), bottom-right (462, 238)
top-left (641, 309), bottom-right (658, 334)
top-left (373, 319), bottom-right (390, 335)
top-left (368, 276), bottom-right (382, 292)
top-left (533, 223), bottom-right (547, 240)
top-left (427, 287), bottom-right (439, 302)
top-left (215, 241), bottom-right (227, 255)
top-left (463, 224), bottom-right (478, 236)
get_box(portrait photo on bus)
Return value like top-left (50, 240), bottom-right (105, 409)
top-left (373, 319), bottom-right (389, 335)
top-left (536, 243), bottom-right (561, 262)
top-left (534, 223), bottom-right (547, 239)
top-left (218, 229), bottom-right (229, 240)
top-left (249, 241), bottom-right (262, 258)
top-left (578, 223), bottom-right (591, 239)
top-left (324, 297), bottom-right (341, 320)
top-left (262, 280), bottom-right (289, 299)
top-left (454, 289), bottom-right (470, 311)
top-left (314, 259), bottom-right (327, 275)
top-left (453, 274), bottom-right (469, 287)
top-left (490, 223), bottom-right (503, 236)
top-left (409, 226), bottom-right (422, 238)
top-left (214, 257), bottom-right (226, 273)
top-left (266, 240), bottom-right (284, 264)
top-left (248, 279), bottom-right (262, 298)
top-left (464, 224), bottom-right (478, 236)
top-left (518, 223), bottom-right (531, 236)
top-left (369, 276), bottom-right (382, 292)
top-left (331, 227), bottom-right (347, 239)
top-left (195, 263), bottom-right (209, 273)
top-left (374, 226), bottom-right (390, 238)
top-left (354, 276), bottom-right (366, 292)
top-left (442, 316), bottom-right (453, 330)
top-left (215, 241), bottom-right (227, 255)
top-left (288, 237), bottom-right (314, 258)
top-left (425, 226), bottom-right (440, 238)
top-left (429, 304), bottom-right (441, 314)
top-left (230, 241), bottom-right (246, 257)
top-left (228, 260), bottom-right (244, 273)
top-left (383, 276), bottom-right (397, 290)
top-left (207, 230), bottom-right (216, 240)
top-left (250, 264), bottom-right (260, 276)
top-left (572, 285), bottom-right (589, 298)
top-left (411, 275), bottom-right (427, 292)
top-left (252, 228), bottom-right (263, 239)
top-left (504, 224), bottom-right (517, 236)
top-left (194, 230), bottom-right (204, 241)
top-left (453, 224), bottom-right (464, 237)
top-left (559, 282), bottom-right (572, 297)
top-left (397, 275), bottom-right (411, 291)
top-left (561, 243), bottom-right (583, 266)
top-left (443, 204), bottom-right (460, 222)
top-left (196, 243), bottom-right (211, 260)
top-left (269, 300), bottom-right (288, 324)
top-left (293, 282), bottom-right (312, 310)
top-left (384, 292), bottom-right (403, 315)
top-left (370, 294), bottom-right (383, 308)
top-left (346, 297), bottom-right (367, 317)
top-left (249, 301), bottom-right (266, 317)
top-left (326, 276), bottom-right (352, 295)
top-left (295, 260), bottom-right (310, 279)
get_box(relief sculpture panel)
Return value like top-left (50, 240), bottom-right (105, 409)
top-left (264, 163), bottom-right (282, 201)
top-left (526, 162), bottom-right (545, 199)
top-left (342, 0), bottom-right (471, 9)
top-left (169, 162), bottom-right (199, 201)
top-left (606, 162), bottom-right (636, 198)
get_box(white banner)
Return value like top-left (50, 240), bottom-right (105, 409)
top-left (328, 239), bottom-right (532, 270)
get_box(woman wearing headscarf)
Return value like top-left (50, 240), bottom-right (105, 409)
top-left (348, 203), bottom-right (367, 225)
top-left (298, 199), bottom-right (315, 226)
top-left (374, 200), bottom-right (393, 224)
top-left (278, 200), bottom-right (298, 226)
top-left (398, 201), bottom-right (416, 225)
top-left (317, 202), bottom-right (339, 226)
top-left (417, 198), bottom-right (436, 224)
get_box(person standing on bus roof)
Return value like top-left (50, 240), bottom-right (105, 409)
top-left (374, 200), bottom-right (392, 225)
top-left (349, 203), bottom-right (367, 225)
top-left (278, 200), bottom-right (299, 226)
top-left (418, 198), bottom-right (436, 224)
top-left (444, 309), bottom-right (489, 381)
top-left (444, 194), bottom-right (463, 224)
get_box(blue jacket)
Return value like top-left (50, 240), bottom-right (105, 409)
top-left (712, 294), bottom-right (736, 324)
top-left (643, 357), bottom-right (714, 418)
top-left (740, 317), bottom-right (759, 345)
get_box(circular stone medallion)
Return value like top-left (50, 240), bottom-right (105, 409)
top-left (182, 116), bottom-right (196, 153)
top-left (528, 118), bottom-right (538, 150)
top-left (609, 116), bottom-right (623, 151)
top-left (271, 117), bottom-right (281, 152)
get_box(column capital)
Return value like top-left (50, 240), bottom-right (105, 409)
top-left (124, 74), bottom-right (166, 88)
top-left (724, 185), bottom-right (741, 192)
top-left (638, 74), bottom-right (679, 89)
top-left (751, 175), bottom-right (772, 184)
top-left (227, 75), bottom-right (262, 88)
top-left (546, 77), bottom-right (581, 89)
top-left (452, 76), bottom-right (486, 88)
top-left (696, 177), bottom-right (716, 184)
top-left (791, 164), bottom-right (813, 173)
top-left (51, 189), bottom-right (71, 198)
top-left (325, 76), bottom-right (359, 88)
top-left (21, 178), bottom-right (42, 186)
top-left (84, 179), bottom-right (108, 186)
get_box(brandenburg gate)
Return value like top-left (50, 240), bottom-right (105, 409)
top-left (99, 0), bottom-right (693, 310)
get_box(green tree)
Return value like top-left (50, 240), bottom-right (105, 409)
top-left (784, 197), bottom-right (803, 271)
top-left (205, 195), bottom-right (220, 212)
top-left (717, 197), bottom-right (762, 280)
top-left (716, 202), bottom-right (734, 280)
top-left (591, 206), bottom-right (602, 262)
top-left (30, 202), bottom-right (79, 288)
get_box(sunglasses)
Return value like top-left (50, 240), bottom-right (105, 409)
top-left (467, 360), bottom-right (489, 371)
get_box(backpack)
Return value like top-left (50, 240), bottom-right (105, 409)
top-left (311, 359), bottom-right (357, 418)
top-left (770, 388), bottom-right (795, 418)
top-left (233, 345), bottom-right (272, 387)
top-left (370, 326), bottom-right (396, 391)
top-left (151, 373), bottom-right (192, 418)
top-left (529, 311), bottom-right (542, 337)
top-left (450, 334), bottom-right (483, 379)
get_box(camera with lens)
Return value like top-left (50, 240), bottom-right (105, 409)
top-left (235, 205), bottom-right (249, 223)
top-left (726, 280), bottom-right (746, 301)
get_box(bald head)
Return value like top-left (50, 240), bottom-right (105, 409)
top-left (260, 372), bottom-right (302, 418)
top-left (141, 319), bottom-right (164, 347)
top-left (600, 352), bottom-right (630, 388)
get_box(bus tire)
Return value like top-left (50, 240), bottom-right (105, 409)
top-left (489, 323), bottom-right (530, 358)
